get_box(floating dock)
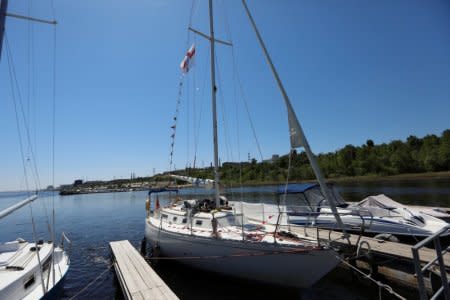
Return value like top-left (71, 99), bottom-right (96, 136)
top-left (290, 226), bottom-right (450, 294)
top-left (110, 240), bottom-right (179, 300)
top-left (291, 227), bottom-right (450, 266)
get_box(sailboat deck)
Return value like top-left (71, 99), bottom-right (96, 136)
top-left (110, 240), bottom-right (179, 300)
top-left (150, 210), bottom-right (318, 247)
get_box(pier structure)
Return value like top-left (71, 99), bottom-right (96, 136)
top-left (290, 226), bottom-right (450, 297)
top-left (110, 240), bottom-right (179, 300)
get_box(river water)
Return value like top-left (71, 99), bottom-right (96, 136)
top-left (1, 178), bottom-right (449, 300)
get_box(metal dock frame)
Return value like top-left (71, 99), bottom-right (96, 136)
top-left (412, 225), bottom-right (450, 300)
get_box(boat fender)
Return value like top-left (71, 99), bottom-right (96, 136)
top-left (145, 197), bottom-right (150, 212)
top-left (373, 233), bottom-right (399, 243)
top-left (211, 217), bottom-right (218, 237)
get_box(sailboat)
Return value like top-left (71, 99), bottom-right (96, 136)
top-left (144, 0), bottom-right (345, 288)
top-left (0, 1), bottom-right (70, 298)
top-left (0, 196), bottom-right (70, 299)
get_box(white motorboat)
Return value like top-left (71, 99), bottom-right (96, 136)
top-left (231, 183), bottom-right (449, 239)
top-left (145, 0), bottom-right (345, 288)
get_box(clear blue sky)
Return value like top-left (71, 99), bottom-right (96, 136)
top-left (1, 0), bottom-right (449, 191)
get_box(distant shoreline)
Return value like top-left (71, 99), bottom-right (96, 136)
top-left (222, 170), bottom-right (450, 187)
top-left (57, 171), bottom-right (450, 196)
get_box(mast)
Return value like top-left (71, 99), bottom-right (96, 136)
top-left (0, 0), bottom-right (56, 61)
top-left (0, 0), bottom-right (8, 59)
top-left (209, 0), bottom-right (220, 208)
top-left (188, 1), bottom-right (231, 208)
top-left (242, 0), bottom-right (345, 231)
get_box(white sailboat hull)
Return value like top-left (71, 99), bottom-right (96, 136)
top-left (145, 219), bottom-right (339, 288)
top-left (0, 241), bottom-right (70, 300)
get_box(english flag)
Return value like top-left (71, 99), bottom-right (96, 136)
top-left (180, 44), bottom-right (196, 73)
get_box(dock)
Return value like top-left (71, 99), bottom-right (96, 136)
top-left (290, 226), bottom-right (450, 293)
top-left (110, 240), bottom-right (179, 300)
top-left (290, 226), bottom-right (450, 266)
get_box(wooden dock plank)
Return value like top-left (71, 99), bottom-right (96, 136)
top-left (112, 246), bottom-right (141, 294)
top-left (110, 240), bottom-right (179, 300)
top-left (122, 243), bottom-right (167, 291)
top-left (111, 242), bottom-right (146, 293)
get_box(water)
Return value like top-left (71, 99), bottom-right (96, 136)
top-left (1, 178), bottom-right (449, 300)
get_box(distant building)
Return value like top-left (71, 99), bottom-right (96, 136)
top-left (73, 179), bottom-right (83, 186)
top-left (263, 154), bottom-right (279, 164)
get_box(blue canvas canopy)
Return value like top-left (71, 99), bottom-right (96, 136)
top-left (277, 183), bottom-right (318, 194)
top-left (148, 187), bottom-right (179, 195)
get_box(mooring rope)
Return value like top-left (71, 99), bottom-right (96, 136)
top-left (338, 257), bottom-right (406, 300)
top-left (68, 264), bottom-right (113, 300)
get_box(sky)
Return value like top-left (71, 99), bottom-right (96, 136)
top-left (1, 0), bottom-right (449, 191)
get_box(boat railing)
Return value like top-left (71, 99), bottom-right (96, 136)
top-left (234, 202), bottom-right (374, 245)
top-left (236, 202), bottom-right (374, 228)
top-left (285, 207), bottom-right (373, 245)
top-left (411, 225), bottom-right (450, 300)
top-left (60, 231), bottom-right (72, 256)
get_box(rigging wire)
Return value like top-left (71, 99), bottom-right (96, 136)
top-left (222, 1), bottom-right (244, 200)
top-left (5, 33), bottom-right (46, 294)
top-left (215, 53), bottom-right (234, 166)
top-left (4, 37), bottom-right (41, 191)
top-left (192, 49), bottom-right (208, 170)
top-left (50, 0), bottom-right (58, 286)
top-left (191, 34), bottom-right (197, 169)
top-left (5, 34), bottom-right (31, 195)
top-left (6, 28), bottom-right (53, 234)
top-left (222, 0), bottom-right (264, 164)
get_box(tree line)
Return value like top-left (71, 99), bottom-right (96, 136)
top-left (173, 129), bottom-right (450, 185)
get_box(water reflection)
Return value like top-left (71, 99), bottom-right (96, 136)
top-left (0, 178), bottom-right (448, 299)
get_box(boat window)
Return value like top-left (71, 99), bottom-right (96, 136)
top-left (195, 220), bottom-right (202, 226)
top-left (182, 218), bottom-right (187, 224)
top-left (24, 274), bottom-right (35, 289)
top-left (161, 214), bottom-right (168, 219)
top-left (173, 216), bottom-right (178, 222)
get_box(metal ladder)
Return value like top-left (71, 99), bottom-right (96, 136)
top-left (412, 225), bottom-right (450, 300)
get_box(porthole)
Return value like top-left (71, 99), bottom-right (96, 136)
top-left (24, 274), bottom-right (35, 289)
